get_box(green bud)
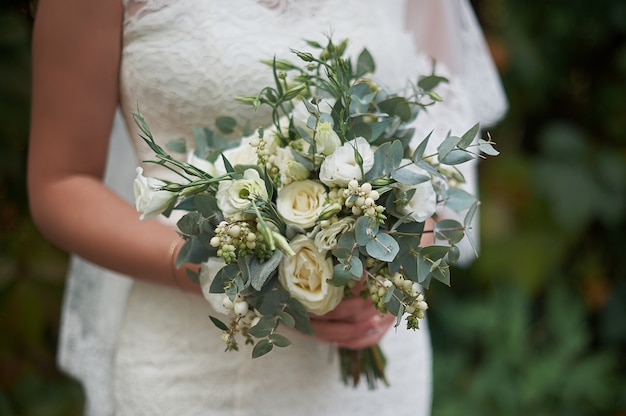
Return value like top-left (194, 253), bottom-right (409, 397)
top-left (318, 202), bottom-right (343, 221)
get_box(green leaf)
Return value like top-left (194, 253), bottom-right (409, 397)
top-left (209, 316), bottom-right (228, 331)
top-left (412, 131), bottom-right (432, 161)
top-left (440, 149), bottom-right (474, 165)
top-left (445, 188), bottom-right (476, 212)
top-left (385, 294), bottom-right (402, 316)
top-left (382, 286), bottom-right (395, 303)
top-left (215, 116), bottom-right (237, 135)
top-left (209, 264), bottom-right (239, 293)
top-left (356, 48), bottom-right (375, 77)
top-left (176, 237), bottom-right (210, 268)
top-left (366, 232), bottom-right (399, 262)
top-left (384, 140), bottom-right (404, 173)
top-left (165, 137), bottom-right (187, 154)
top-left (458, 123), bottom-right (480, 149)
top-left (286, 298), bottom-right (314, 335)
top-left (329, 263), bottom-right (355, 286)
top-left (418, 74), bottom-right (448, 91)
top-left (194, 194), bottom-right (219, 218)
top-left (248, 315), bottom-right (277, 338)
top-left (437, 135), bottom-right (462, 161)
top-left (275, 310), bottom-right (296, 328)
top-left (435, 219), bottom-right (465, 245)
top-left (478, 139), bottom-right (500, 156)
top-left (391, 164), bottom-right (430, 185)
top-left (355, 216), bottom-right (378, 246)
top-left (268, 333), bottom-right (292, 348)
top-left (249, 249), bottom-right (283, 291)
top-left (447, 245), bottom-right (460, 264)
top-left (177, 212), bottom-right (203, 235)
top-left (252, 339), bottom-right (274, 358)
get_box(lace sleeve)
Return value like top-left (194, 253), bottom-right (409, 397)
top-left (406, 0), bottom-right (508, 126)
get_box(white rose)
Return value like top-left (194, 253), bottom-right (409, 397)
top-left (216, 168), bottom-right (268, 219)
top-left (396, 159), bottom-right (437, 222)
top-left (278, 236), bottom-right (343, 315)
top-left (133, 167), bottom-right (177, 220)
top-left (319, 137), bottom-right (375, 187)
top-left (198, 257), bottom-right (231, 315)
top-left (276, 180), bottom-right (327, 229)
top-left (314, 121), bottom-right (341, 156)
top-left (314, 217), bottom-right (356, 250)
top-left (187, 150), bottom-right (217, 177)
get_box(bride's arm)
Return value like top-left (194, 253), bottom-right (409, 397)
top-left (28, 0), bottom-right (197, 291)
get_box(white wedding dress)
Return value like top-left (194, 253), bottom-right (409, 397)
top-left (57, 1), bottom-right (507, 415)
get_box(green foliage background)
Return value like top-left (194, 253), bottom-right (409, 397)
top-left (0, 1), bottom-right (624, 414)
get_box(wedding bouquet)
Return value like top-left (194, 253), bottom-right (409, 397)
top-left (133, 37), bottom-right (498, 389)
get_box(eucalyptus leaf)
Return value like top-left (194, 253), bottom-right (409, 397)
top-left (275, 310), bottom-right (296, 328)
top-left (355, 216), bottom-right (377, 246)
top-left (215, 116), bottom-right (237, 135)
top-left (437, 135), bottom-right (462, 161)
top-left (445, 188), bottom-right (477, 212)
top-left (268, 333), bottom-right (292, 348)
top-left (248, 315), bottom-right (277, 338)
top-left (252, 339), bottom-right (274, 358)
top-left (440, 149), bottom-right (474, 166)
top-left (384, 140), bottom-right (404, 173)
top-left (366, 232), bottom-right (399, 262)
top-left (329, 264), bottom-right (355, 286)
top-left (194, 193), bottom-right (219, 217)
top-left (166, 137), bottom-right (187, 154)
top-left (412, 131), bottom-right (432, 161)
top-left (458, 123), bottom-right (480, 149)
top-left (176, 237), bottom-right (210, 268)
top-left (209, 263), bottom-right (239, 294)
top-left (177, 212), bottom-right (203, 235)
top-left (391, 164), bottom-right (430, 185)
top-left (356, 48), bottom-right (375, 77)
top-left (478, 139), bottom-right (500, 156)
top-left (286, 298), bottom-right (314, 335)
top-left (418, 74), bottom-right (448, 91)
top-left (435, 219), bottom-right (465, 245)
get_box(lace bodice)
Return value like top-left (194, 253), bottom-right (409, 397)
top-left (57, 2), bottom-right (507, 415)
top-left (119, 0), bottom-right (473, 178)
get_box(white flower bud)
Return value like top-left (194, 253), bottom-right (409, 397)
top-left (360, 182), bottom-right (372, 194)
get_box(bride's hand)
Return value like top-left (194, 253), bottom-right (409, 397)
top-left (309, 295), bottom-right (395, 350)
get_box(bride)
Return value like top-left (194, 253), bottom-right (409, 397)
top-left (28, 1), bottom-right (506, 415)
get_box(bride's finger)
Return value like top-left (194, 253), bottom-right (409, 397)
top-left (310, 313), bottom-right (395, 349)
top-left (311, 297), bottom-right (375, 322)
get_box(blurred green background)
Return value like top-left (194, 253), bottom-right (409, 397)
top-left (1, 0), bottom-right (625, 415)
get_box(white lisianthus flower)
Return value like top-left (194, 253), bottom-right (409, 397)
top-left (198, 257), bottom-right (230, 315)
top-left (214, 134), bottom-right (276, 175)
top-left (272, 147), bottom-right (309, 186)
top-left (276, 180), bottom-right (327, 229)
top-left (396, 159), bottom-right (437, 222)
top-left (133, 167), bottom-right (177, 220)
top-left (278, 236), bottom-right (343, 315)
top-left (314, 217), bottom-right (356, 250)
top-left (314, 121), bottom-right (341, 155)
top-left (186, 150), bottom-right (217, 177)
top-left (216, 168), bottom-right (268, 219)
top-left (319, 137), bottom-right (375, 187)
